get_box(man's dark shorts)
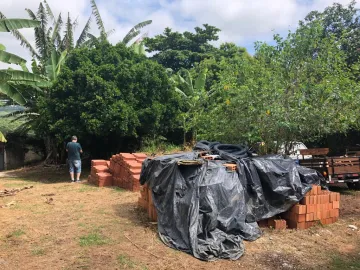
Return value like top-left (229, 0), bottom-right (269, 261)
top-left (69, 160), bottom-right (81, 173)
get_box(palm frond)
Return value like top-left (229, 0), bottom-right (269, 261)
top-left (122, 20), bottom-right (152, 44)
top-left (106, 29), bottom-right (115, 37)
top-left (90, 0), bottom-right (106, 39)
top-left (0, 18), bottom-right (40, 32)
top-left (25, 8), bottom-right (37, 20)
top-left (62, 13), bottom-right (74, 51)
top-left (1, 70), bottom-right (47, 82)
top-left (0, 12), bottom-right (39, 59)
top-left (44, 0), bottom-right (55, 22)
top-left (194, 68), bottom-right (207, 91)
top-left (0, 82), bottom-right (26, 105)
top-left (174, 87), bottom-right (188, 99)
top-left (123, 30), bottom-right (141, 45)
top-left (51, 14), bottom-right (63, 44)
top-left (0, 50), bottom-right (26, 65)
top-left (76, 16), bottom-right (92, 47)
top-left (35, 3), bottom-right (49, 62)
top-left (80, 33), bottom-right (99, 48)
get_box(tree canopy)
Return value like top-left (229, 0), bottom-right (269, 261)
top-left (145, 24), bottom-right (220, 71)
top-left (38, 42), bottom-right (181, 157)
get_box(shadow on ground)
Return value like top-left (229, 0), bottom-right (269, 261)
top-left (0, 165), bottom-right (90, 184)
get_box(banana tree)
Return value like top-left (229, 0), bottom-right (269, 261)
top-left (171, 68), bottom-right (213, 145)
top-left (0, 18), bottom-right (50, 105)
top-left (0, 131), bottom-right (6, 143)
top-left (0, 0), bottom-right (92, 76)
top-left (86, 0), bottom-right (152, 47)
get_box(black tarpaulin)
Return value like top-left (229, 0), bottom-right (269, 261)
top-left (139, 143), bottom-right (323, 261)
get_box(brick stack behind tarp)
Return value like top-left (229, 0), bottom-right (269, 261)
top-left (88, 160), bottom-right (113, 187)
top-left (138, 184), bottom-right (157, 222)
top-left (258, 185), bottom-right (340, 230)
top-left (109, 153), bottom-right (147, 192)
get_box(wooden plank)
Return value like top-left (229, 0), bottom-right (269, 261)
top-left (299, 148), bottom-right (329, 156)
top-left (327, 157), bottom-right (360, 175)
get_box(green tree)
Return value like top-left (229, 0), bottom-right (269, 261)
top-left (171, 68), bottom-right (215, 145)
top-left (199, 19), bottom-right (360, 153)
top-left (145, 24), bottom-right (220, 71)
top-left (38, 42), bottom-right (182, 158)
top-left (302, 1), bottom-right (360, 67)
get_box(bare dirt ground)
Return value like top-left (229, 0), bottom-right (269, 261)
top-left (0, 166), bottom-right (359, 270)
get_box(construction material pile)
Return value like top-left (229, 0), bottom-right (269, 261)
top-left (258, 184), bottom-right (340, 229)
top-left (138, 184), bottom-right (158, 222)
top-left (88, 153), bottom-right (147, 191)
top-left (88, 160), bottom-right (113, 187)
top-left (139, 141), bottom-right (325, 261)
top-left (109, 153), bottom-right (147, 192)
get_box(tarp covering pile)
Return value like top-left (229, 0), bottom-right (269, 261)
top-left (139, 141), bottom-right (324, 261)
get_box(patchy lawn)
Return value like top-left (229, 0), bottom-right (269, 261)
top-left (0, 166), bottom-right (359, 270)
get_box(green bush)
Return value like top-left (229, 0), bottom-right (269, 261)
top-left (38, 42), bottom-right (182, 158)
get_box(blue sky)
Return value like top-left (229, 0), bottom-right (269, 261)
top-left (0, 0), bottom-right (357, 64)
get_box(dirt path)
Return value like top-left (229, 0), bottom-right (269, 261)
top-left (0, 167), bottom-right (359, 270)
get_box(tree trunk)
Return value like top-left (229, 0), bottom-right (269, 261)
top-left (44, 136), bottom-right (58, 164)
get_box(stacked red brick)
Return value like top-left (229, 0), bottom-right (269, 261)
top-left (258, 185), bottom-right (341, 230)
top-left (138, 184), bottom-right (158, 222)
top-left (282, 185), bottom-right (340, 229)
top-left (88, 160), bottom-right (113, 187)
top-left (109, 153), bottom-right (147, 192)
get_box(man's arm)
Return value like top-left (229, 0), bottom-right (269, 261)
top-left (79, 144), bottom-right (83, 154)
top-left (66, 142), bottom-right (69, 152)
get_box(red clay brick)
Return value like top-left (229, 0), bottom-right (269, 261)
top-left (91, 160), bottom-right (108, 166)
top-left (288, 221), bottom-right (306, 230)
top-left (305, 221), bottom-right (315, 229)
top-left (133, 153), bottom-right (147, 159)
top-left (300, 196), bottom-right (311, 205)
top-left (258, 220), bottom-right (269, 228)
top-left (306, 205), bottom-right (316, 213)
top-left (292, 205), bottom-right (307, 215)
top-left (333, 201), bottom-right (340, 209)
top-left (120, 153), bottom-right (136, 160)
top-left (306, 213), bottom-right (314, 222)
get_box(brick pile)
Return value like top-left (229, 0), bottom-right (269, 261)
top-left (109, 153), bottom-right (147, 192)
top-left (258, 185), bottom-right (341, 230)
top-left (138, 184), bottom-right (158, 222)
top-left (88, 160), bottom-right (113, 187)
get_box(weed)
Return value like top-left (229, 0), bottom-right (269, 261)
top-left (79, 232), bottom-right (108, 247)
top-left (117, 255), bottom-right (136, 269)
top-left (7, 229), bottom-right (25, 238)
top-left (78, 186), bottom-right (98, 193)
top-left (31, 248), bottom-right (46, 256)
top-left (330, 254), bottom-right (360, 269)
top-left (111, 187), bottom-right (125, 193)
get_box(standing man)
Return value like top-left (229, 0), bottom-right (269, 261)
top-left (66, 136), bottom-right (83, 183)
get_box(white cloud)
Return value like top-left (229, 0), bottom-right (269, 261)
top-left (0, 0), bottom-right (358, 69)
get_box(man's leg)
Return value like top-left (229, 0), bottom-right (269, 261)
top-left (69, 160), bottom-right (75, 182)
top-left (74, 160), bottom-right (82, 182)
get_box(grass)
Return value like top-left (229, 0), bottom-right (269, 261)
top-left (31, 248), bottom-right (46, 256)
top-left (330, 254), bottom-right (360, 269)
top-left (111, 187), bottom-right (125, 193)
top-left (77, 185), bottom-right (99, 193)
top-left (7, 229), bottom-right (25, 238)
top-left (117, 255), bottom-right (148, 269)
top-left (3, 182), bottom-right (37, 188)
top-left (79, 232), bottom-right (108, 247)
top-left (139, 139), bottom-right (182, 156)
